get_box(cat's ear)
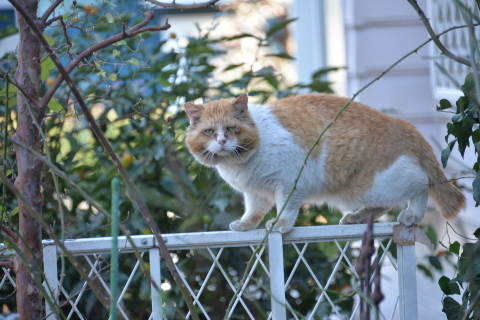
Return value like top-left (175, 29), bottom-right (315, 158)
top-left (232, 93), bottom-right (248, 115)
top-left (184, 103), bottom-right (203, 124)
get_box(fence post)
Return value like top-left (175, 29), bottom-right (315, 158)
top-left (150, 248), bottom-right (163, 320)
top-left (397, 243), bottom-right (418, 320)
top-left (43, 241), bottom-right (59, 320)
top-left (268, 232), bottom-right (286, 320)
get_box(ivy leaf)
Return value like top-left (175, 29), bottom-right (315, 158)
top-left (442, 297), bottom-right (465, 320)
top-left (449, 241), bottom-right (461, 255)
top-left (473, 171), bottom-right (480, 207)
top-left (266, 18), bottom-right (297, 37)
top-left (439, 276), bottom-right (457, 295)
top-left (437, 99), bottom-right (453, 111)
top-left (112, 49), bottom-right (120, 57)
top-left (474, 228), bottom-right (480, 239)
top-left (127, 58), bottom-right (139, 66)
top-left (108, 73), bottom-right (117, 81)
top-left (441, 139), bottom-right (457, 168)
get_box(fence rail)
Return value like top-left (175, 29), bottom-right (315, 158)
top-left (36, 222), bottom-right (419, 320)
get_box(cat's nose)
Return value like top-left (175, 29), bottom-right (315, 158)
top-left (218, 138), bottom-right (227, 145)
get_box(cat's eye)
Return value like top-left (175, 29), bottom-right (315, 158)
top-left (227, 126), bottom-right (237, 132)
top-left (204, 129), bottom-right (214, 135)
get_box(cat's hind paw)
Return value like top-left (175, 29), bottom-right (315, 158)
top-left (398, 209), bottom-right (421, 226)
top-left (339, 213), bottom-right (364, 225)
top-left (266, 218), bottom-right (293, 234)
top-left (229, 220), bottom-right (256, 232)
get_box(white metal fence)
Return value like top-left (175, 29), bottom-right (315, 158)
top-left (0, 222), bottom-right (419, 319)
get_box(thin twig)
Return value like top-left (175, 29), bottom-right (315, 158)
top-left (40, 10), bottom-right (170, 110)
top-left (0, 224), bottom-right (19, 243)
top-left (144, 0), bottom-right (219, 9)
top-left (39, 0), bottom-right (65, 26)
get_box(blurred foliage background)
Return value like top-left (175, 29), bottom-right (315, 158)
top-left (0, 0), bottom-right (401, 319)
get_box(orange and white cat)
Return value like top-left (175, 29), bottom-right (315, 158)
top-left (184, 94), bottom-right (465, 233)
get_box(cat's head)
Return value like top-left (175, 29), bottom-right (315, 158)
top-left (184, 94), bottom-right (259, 167)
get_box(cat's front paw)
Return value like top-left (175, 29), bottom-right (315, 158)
top-left (398, 209), bottom-right (421, 226)
top-left (229, 220), bottom-right (257, 231)
top-left (266, 218), bottom-right (293, 234)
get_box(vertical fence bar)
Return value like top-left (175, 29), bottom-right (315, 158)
top-left (110, 177), bottom-right (120, 320)
top-left (268, 232), bottom-right (286, 320)
top-left (43, 242), bottom-right (59, 320)
top-left (150, 248), bottom-right (163, 320)
top-left (397, 243), bottom-right (418, 320)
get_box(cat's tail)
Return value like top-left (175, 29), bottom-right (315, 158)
top-left (422, 152), bottom-right (466, 218)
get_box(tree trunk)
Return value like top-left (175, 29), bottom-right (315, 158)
top-left (12, 0), bottom-right (45, 319)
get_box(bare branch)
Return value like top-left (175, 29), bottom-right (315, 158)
top-left (407, 0), bottom-right (474, 67)
top-left (0, 260), bottom-right (13, 269)
top-left (40, 10), bottom-right (171, 109)
top-left (0, 225), bottom-right (19, 243)
top-left (39, 0), bottom-right (65, 26)
top-left (9, 2), bottom-right (198, 318)
top-left (144, 0), bottom-right (219, 9)
top-left (45, 15), bottom-right (62, 27)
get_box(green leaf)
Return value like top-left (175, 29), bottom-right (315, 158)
top-left (442, 296), bottom-right (465, 320)
top-left (108, 73), bottom-right (117, 81)
top-left (266, 53), bottom-right (295, 60)
top-left (223, 63), bottom-right (244, 71)
top-left (438, 99), bottom-right (453, 111)
top-left (105, 12), bottom-right (115, 23)
top-left (418, 264), bottom-right (433, 279)
top-left (112, 49), bottom-right (120, 57)
top-left (473, 171), bottom-right (480, 207)
top-left (458, 242), bottom-right (480, 278)
top-left (0, 25), bottom-right (18, 40)
top-left (113, 40), bottom-right (127, 47)
top-left (439, 276), bottom-right (453, 295)
top-left (41, 57), bottom-right (55, 81)
top-left (456, 96), bottom-right (468, 114)
top-left (223, 33), bottom-right (256, 41)
top-left (312, 67), bottom-right (342, 79)
top-left (266, 18), bottom-right (297, 37)
top-left (47, 97), bottom-right (62, 112)
top-left (43, 33), bottom-right (55, 46)
top-left (441, 140), bottom-right (457, 168)
top-left (474, 228), bottom-right (480, 239)
top-left (127, 58), bottom-right (139, 66)
top-left (429, 255), bottom-right (443, 271)
top-left (450, 241), bottom-right (461, 255)
top-left (10, 207), bottom-right (18, 217)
